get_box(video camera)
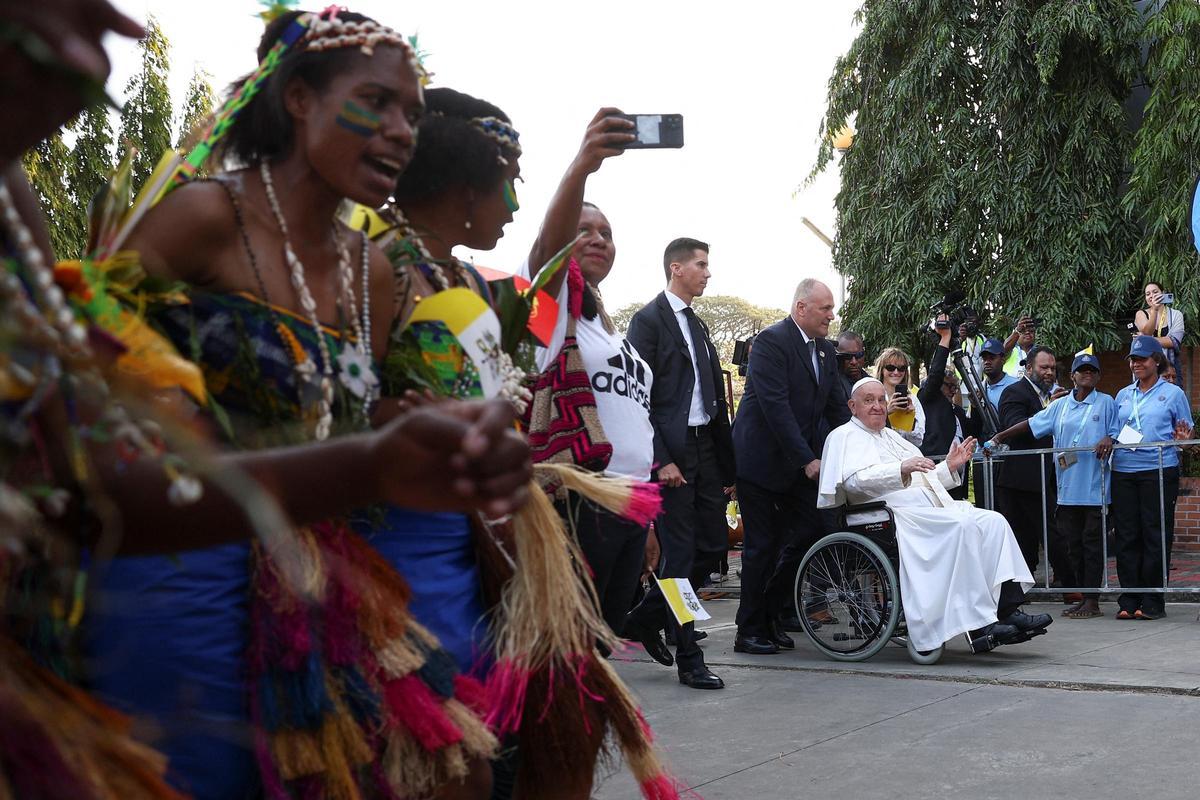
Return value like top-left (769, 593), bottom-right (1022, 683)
top-left (732, 335), bottom-right (756, 377)
top-left (927, 290), bottom-right (979, 348)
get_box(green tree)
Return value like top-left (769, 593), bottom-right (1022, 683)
top-left (66, 107), bottom-right (116, 251)
top-left (176, 68), bottom-right (216, 151)
top-left (812, 0), bottom-right (1141, 359)
top-left (611, 295), bottom-right (786, 363)
top-left (117, 16), bottom-right (173, 193)
top-left (1120, 0), bottom-right (1200, 338)
top-left (21, 133), bottom-right (81, 258)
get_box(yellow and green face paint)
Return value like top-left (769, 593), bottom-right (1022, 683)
top-left (336, 100), bottom-right (381, 137)
top-left (503, 179), bottom-right (519, 213)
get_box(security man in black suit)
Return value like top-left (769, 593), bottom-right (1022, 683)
top-left (996, 345), bottom-right (1075, 585)
top-left (918, 316), bottom-right (983, 500)
top-left (731, 279), bottom-right (850, 654)
top-left (623, 237), bottom-right (736, 690)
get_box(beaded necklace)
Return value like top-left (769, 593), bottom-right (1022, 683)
top-left (258, 162), bottom-right (377, 438)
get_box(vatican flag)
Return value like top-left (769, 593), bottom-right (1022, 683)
top-left (657, 577), bottom-right (712, 625)
top-left (1075, 344), bottom-right (1094, 357)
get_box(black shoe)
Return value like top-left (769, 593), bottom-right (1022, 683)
top-left (665, 628), bottom-right (708, 646)
top-left (777, 614), bottom-right (806, 633)
top-left (1001, 610), bottom-right (1053, 632)
top-left (769, 622), bottom-right (795, 650)
top-left (968, 622), bottom-right (1019, 652)
top-left (624, 622), bottom-right (673, 667)
top-left (678, 665), bottom-right (725, 690)
top-left (733, 634), bottom-right (780, 655)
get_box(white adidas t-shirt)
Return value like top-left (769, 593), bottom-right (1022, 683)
top-left (519, 263), bottom-right (655, 481)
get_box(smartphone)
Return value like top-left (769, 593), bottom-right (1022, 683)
top-left (611, 114), bottom-right (684, 149)
top-left (895, 383), bottom-right (909, 405)
top-left (1161, 293), bottom-right (1175, 305)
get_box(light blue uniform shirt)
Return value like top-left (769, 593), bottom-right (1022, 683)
top-left (984, 373), bottom-right (1018, 411)
top-left (1112, 378), bottom-right (1194, 473)
top-left (1028, 390), bottom-right (1119, 506)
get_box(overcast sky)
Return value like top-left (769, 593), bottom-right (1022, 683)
top-left (106, 1), bottom-right (858, 315)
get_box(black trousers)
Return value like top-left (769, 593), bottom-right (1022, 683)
top-left (626, 427), bottom-right (727, 670)
top-left (997, 486), bottom-right (1074, 586)
top-left (558, 492), bottom-right (649, 636)
top-left (1112, 468), bottom-right (1179, 615)
top-left (1056, 505), bottom-right (1105, 601)
top-left (734, 476), bottom-right (825, 637)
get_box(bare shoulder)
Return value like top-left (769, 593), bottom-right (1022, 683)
top-left (126, 180), bottom-right (240, 286)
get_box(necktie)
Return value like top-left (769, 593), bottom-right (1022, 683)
top-left (808, 339), bottom-right (820, 383)
top-left (683, 307), bottom-right (717, 415)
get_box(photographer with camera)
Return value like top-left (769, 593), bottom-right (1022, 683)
top-left (836, 330), bottom-right (867, 400)
top-left (919, 316), bottom-right (983, 500)
top-left (1134, 282), bottom-right (1184, 370)
top-left (1004, 316), bottom-right (1039, 378)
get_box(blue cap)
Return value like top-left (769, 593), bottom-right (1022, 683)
top-left (1071, 353), bottom-right (1100, 372)
top-left (1128, 335), bottom-right (1164, 359)
top-left (980, 337), bottom-right (1005, 355)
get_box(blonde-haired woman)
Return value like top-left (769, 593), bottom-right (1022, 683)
top-left (873, 347), bottom-right (925, 447)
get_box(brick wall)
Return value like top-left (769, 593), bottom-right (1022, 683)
top-left (1093, 345), bottom-right (1199, 552)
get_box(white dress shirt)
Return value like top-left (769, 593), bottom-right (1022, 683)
top-left (792, 318), bottom-right (820, 380)
top-left (665, 289), bottom-right (711, 426)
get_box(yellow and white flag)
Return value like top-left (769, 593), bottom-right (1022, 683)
top-left (1075, 344), bottom-right (1094, 357)
top-left (657, 577), bottom-right (712, 625)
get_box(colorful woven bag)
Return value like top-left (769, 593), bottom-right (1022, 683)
top-left (523, 261), bottom-right (612, 479)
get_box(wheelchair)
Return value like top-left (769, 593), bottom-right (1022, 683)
top-left (791, 501), bottom-right (946, 665)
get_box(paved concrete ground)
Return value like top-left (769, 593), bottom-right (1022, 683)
top-left (594, 599), bottom-right (1200, 799)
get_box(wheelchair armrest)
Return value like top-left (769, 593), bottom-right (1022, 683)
top-left (842, 501), bottom-right (889, 514)
top-left (839, 500), bottom-right (895, 535)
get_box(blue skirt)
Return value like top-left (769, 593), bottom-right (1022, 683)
top-left (83, 542), bottom-right (258, 799)
top-left (355, 507), bottom-right (487, 674)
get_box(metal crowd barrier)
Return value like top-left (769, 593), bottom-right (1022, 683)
top-left (973, 438), bottom-right (1200, 596)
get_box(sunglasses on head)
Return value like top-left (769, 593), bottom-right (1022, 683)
top-left (883, 364), bottom-right (907, 372)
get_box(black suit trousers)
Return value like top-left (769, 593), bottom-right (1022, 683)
top-left (734, 476), bottom-right (825, 637)
top-left (558, 493), bottom-right (649, 636)
top-left (626, 427), bottom-right (726, 670)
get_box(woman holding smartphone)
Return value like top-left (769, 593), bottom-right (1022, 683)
top-left (874, 346), bottom-right (925, 447)
top-left (1133, 282), bottom-right (1184, 370)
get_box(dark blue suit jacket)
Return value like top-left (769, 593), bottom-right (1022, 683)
top-left (626, 292), bottom-right (736, 484)
top-left (733, 317), bottom-right (850, 492)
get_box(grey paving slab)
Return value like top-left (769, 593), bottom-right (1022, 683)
top-left (595, 661), bottom-right (1200, 800)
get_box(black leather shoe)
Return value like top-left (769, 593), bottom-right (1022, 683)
top-left (624, 623), bottom-right (673, 667)
top-left (734, 635), bottom-right (780, 655)
top-left (769, 622), bottom-right (795, 650)
top-left (968, 622), bottom-right (1019, 653)
top-left (665, 629), bottom-right (708, 646)
top-left (678, 665), bottom-right (725, 690)
top-left (988, 622), bottom-right (1023, 646)
top-left (1001, 610), bottom-right (1053, 632)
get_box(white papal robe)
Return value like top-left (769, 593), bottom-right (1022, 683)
top-left (817, 418), bottom-right (1033, 651)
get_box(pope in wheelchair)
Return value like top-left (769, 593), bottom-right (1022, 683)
top-left (806, 377), bottom-right (1051, 662)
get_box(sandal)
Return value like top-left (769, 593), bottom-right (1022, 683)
top-left (1135, 609), bottom-right (1165, 620)
top-left (1116, 609), bottom-right (1136, 620)
top-left (1063, 607), bottom-right (1104, 619)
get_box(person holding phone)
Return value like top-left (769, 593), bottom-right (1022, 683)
top-left (1134, 282), bottom-right (1184, 370)
top-left (873, 347), bottom-right (925, 447)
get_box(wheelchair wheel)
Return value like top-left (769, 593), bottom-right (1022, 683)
top-left (794, 532), bottom-right (900, 662)
top-left (906, 638), bottom-right (944, 665)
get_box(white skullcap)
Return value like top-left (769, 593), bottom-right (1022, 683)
top-left (852, 376), bottom-right (884, 395)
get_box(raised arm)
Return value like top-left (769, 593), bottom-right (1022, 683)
top-left (524, 108), bottom-right (633, 292)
